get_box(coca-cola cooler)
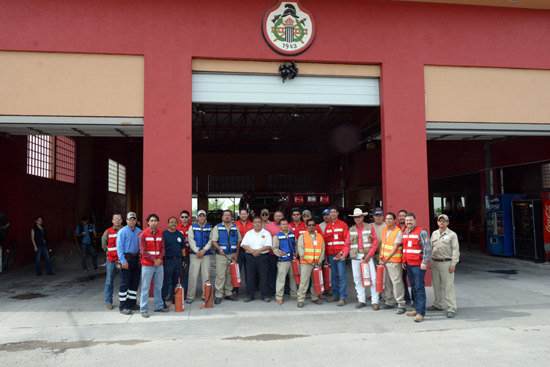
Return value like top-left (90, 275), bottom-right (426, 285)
top-left (511, 199), bottom-right (545, 262)
top-left (540, 192), bottom-right (550, 261)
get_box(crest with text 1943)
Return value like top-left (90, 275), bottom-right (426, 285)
top-left (262, 1), bottom-right (316, 56)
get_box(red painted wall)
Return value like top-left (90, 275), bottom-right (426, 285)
top-left (0, 136), bottom-right (79, 267)
top-left (2, 0), bottom-right (550, 231)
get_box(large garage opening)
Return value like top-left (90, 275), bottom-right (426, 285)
top-left (0, 51), bottom-right (144, 268)
top-left (191, 61), bottom-right (383, 223)
top-left (425, 66), bottom-right (550, 261)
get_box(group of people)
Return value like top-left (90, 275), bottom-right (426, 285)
top-left (98, 205), bottom-right (460, 322)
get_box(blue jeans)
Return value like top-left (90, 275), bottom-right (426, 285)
top-left (36, 246), bottom-right (53, 275)
top-left (406, 264), bottom-right (427, 316)
top-left (80, 242), bottom-right (97, 270)
top-left (140, 265), bottom-right (164, 312)
top-left (104, 261), bottom-right (118, 303)
top-left (329, 257), bottom-right (347, 299)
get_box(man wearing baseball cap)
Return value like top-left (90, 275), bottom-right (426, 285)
top-left (116, 211), bottom-right (142, 315)
top-left (260, 208), bottom-right (270, 228)
top-left (428, 214), bottom-right (460, 318)
top-left (319, 209), bottom-right (330, 235)
top-left (186, 210), bottom-right (213, 303)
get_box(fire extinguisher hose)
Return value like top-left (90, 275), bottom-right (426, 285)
top-left (199, 278), bottom-right (213, 310)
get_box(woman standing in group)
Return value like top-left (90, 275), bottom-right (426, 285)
top-left (31, 217), bottom-right (54, 275)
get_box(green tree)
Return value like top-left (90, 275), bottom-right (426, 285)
top-left (227, 203), bottom-right (239, 212)
top-left (208, 199), bottom-right (225, 211)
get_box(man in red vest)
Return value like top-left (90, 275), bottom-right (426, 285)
top-left (139, 214), bottom-right (166, 318)
top-left (101, 213), bottom-right (123, 310)
top-left (289, 209), bottom-right (307, 237)
top-left (324, 206), bottom-right (349, 306)
top-left (398, 209), bottom-right (414, 306)
top-left (402, 212), bottom-right (432, 323)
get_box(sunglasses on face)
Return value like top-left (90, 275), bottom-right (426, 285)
top-left (181, 216), bottom-right (188, 219)
top-left (307, 224), bottom-right (316, 227)
top-left (261, 213), bottom-right (269, 216)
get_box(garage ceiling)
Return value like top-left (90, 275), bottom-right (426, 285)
top-left (0, 116), bottom-right (143, 137)
top-left (426, 122), bottom-right (550, 140)
top-left (192, 104), bottom-right (380, 153)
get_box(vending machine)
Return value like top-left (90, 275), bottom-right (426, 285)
top-left (486, 194), bottom-right (525, 257)
top-left (512, 200), bottom-right (544, 262)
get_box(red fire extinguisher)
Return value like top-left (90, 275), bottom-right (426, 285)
top-left (174, 278), bottom-right (184, 312)
top-left (376, 265), bottom-right (386, 293)
top-left (230, 261), bottom-right (241, 288)
top-left (322, 263), bottom-right (331, 291)
top-left (360, 260), bottom-right (372, 287)
top-left (291, 258), bottom-right (301, 285)
top-left (312, 266), bottom-right (325, 294)
top-left (200, 276), bottom-right (213, 309)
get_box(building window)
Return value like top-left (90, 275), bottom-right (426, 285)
top-left (542, 163), bottom-right (550, 189)
top-left (108, 159), bottom-right (126, 194)
top-left (55, 136), bottom-right (76, 183)
top-left (27, 135), bottom-right (76, 183)
top-left (27, 136), bottom-right (54, 179)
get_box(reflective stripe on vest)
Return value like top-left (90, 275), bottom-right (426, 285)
top-left (277, 232), bottom-right (295, 262)
top-left (402, 226), bottom-right (424, 265)
top-left (106, 227), bottom-right (119, 262)
top-left (216, 224), bottom-right (239, 254)
top-left (380, 226), bottom-right (403, 263)
top-left (301, 233), bottom-right (323, 265)
top-left (141, 228), bottom-right (163, 266)
top-left (191, 224), bottom-right (212, 255)
top-left (349, 225), bottom-right (372, 258)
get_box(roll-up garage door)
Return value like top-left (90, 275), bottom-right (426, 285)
top-left (192, 73), bottom-right (380, 107)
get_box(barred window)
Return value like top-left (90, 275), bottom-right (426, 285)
top-left (108, 159), bottom-right (126, 194)
top-left (27, 136), bottom-right (54, 179)
top-left (55, 137), bottom-right (76, 183)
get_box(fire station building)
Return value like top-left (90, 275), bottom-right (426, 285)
top-left (1, 0), bottom-right (550, 266)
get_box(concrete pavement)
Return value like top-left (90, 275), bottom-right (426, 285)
top-left (1, 248), bottom-right (549, 366)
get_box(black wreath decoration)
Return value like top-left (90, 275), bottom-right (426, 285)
top-left (279, 61), bottom-right (299, 83)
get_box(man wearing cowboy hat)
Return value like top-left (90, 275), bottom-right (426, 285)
top-left (339, 208), bottom-right (380, 310)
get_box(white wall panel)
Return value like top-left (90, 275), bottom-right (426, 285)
top-left (192, 73), bottom-right (379, 106)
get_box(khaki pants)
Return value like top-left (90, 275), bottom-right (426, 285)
top-left (431, 260), bottom-right (457, 312)
top-left (275, 261), bottom-right (297, 300)
top-left (188, 254), bottom-right (211, 300)
top-left (384, 262), bottom-right (406, 308)
top-left (215, 254), bottom-right (234, 298)
top-left (297, 264), bottom-right (319, 302)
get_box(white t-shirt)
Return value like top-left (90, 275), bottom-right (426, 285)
top-left (241, 229), bottom-right (273, 254)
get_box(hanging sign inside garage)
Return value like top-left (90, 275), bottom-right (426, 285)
top-left (262, 1), bottom-right (316, 56)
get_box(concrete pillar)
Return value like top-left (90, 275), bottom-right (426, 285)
top-left (379, 61), bottom-right (430, 227)
top-left (142, 53), bottom-right (192, 229)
